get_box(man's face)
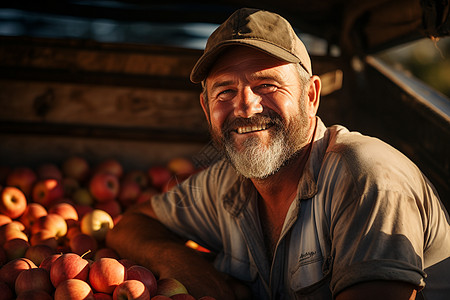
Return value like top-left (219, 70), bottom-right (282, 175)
top-left (201, 47), bottom-right (314, 179)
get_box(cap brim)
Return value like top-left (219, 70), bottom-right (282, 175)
top-left (190, 40), bottom-right (301, 83)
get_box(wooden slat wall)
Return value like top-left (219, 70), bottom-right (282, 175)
top-left (0, 36), bottom-right (345, 171)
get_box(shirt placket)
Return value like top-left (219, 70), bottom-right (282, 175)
top-left (269, 198), bottom-right (301, 299)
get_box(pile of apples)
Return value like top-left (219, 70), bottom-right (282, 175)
top-left (0, 156), bottom-right (215, 300)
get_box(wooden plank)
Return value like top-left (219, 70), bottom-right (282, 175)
top-left (0, 36), bottom-right (201, 79)
top-left (0, 80), bottom-right (208, 133)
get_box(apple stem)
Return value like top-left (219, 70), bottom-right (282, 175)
top-left (81, 249), bottom-right (92, 258)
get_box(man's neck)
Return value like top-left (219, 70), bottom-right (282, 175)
top-left (251, 147), bottom-right (309, 207)
top-left (251, 116), bottom-right (317, 206)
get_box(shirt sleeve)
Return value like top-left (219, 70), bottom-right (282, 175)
top-left (324, 133), bottom-right (430, 295)
top-left (151, 159), bottom-right (232, 253)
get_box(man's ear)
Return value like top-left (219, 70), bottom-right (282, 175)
top-left (307, 75), bottom-right (321, 117)
top-left (200, 92), bottom-right (210, 123)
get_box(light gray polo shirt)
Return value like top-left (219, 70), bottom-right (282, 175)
top-left (152, 118), bottom-right (450, 299)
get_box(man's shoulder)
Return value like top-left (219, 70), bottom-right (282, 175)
top-left (322, 124), bottom-right (425, 193)
top-left (326, 125), bottom-right (410, 167)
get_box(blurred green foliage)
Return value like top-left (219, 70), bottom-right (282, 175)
top-left (378, 37), bottom-right (450, 99)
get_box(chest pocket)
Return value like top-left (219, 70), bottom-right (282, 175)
top-left (214, 251), bottom-right (258, 283)
top-left (288, 198), bottom-right (333, 299)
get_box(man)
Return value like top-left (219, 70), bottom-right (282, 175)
top-left (106, 8), bottom-right (450, 300)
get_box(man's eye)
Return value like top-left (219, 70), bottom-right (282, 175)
top-left (218, 89), bottom-right (232, 95)
top-left (256, 84), bottom-right (277, 93)
top-left (216, 89), bottom-right (235, 100)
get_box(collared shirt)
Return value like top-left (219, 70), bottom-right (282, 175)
top-left (152, 118), bottom-right (450, 299)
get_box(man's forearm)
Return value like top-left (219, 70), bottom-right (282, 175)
top-left (105, 211), bottom-right (237, 299)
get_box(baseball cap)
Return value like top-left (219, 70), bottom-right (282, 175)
top-left (190, 8), bottom-right (312, 83)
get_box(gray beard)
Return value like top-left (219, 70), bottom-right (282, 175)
top-left (224, 127), bottom-right (297, 179)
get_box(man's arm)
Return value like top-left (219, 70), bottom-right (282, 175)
top-left (335, 280), bottom-right (418, 300)
top-left (105, 200), bottom-right (238, 300)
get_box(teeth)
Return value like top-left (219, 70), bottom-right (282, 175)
top-left (237, 124), bottom-right (268, 134)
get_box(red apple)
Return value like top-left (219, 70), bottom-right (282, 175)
top-left (170, 294), bottom-right (196, 300)
top-left (119, 258), bottom-right (136, 269)
top-left (6, 167), bottom-right (37, 196)
top-left (0, 186), bottom-right (27, 219)
top-left (95, 200), bottom-right (122, 219)
top-left (20, 203), bottom-right (48, 231)
top-left (148, 166), bottom-right (172, 190)
top-left (80, 209), bottom-right (114, 242)
top-left (0, 280), bottom-right (14, 300)
top-left (151, 296), bottom-right (172, 300)
top-left (126, 265), bottom-right (157, 297)
top-left (118, 180), bottom-right (141, 208)
top-left (74, 204), bottom-right (94, 219)
top-left (156, 278), bottom-right (188, 297)
top-left (62, 156), bottom-right (90, 183)
top-left (69, 233), bottom-right (98, 258)
top-left (0, 214), bottom-right (12, 227)
top-left (113, 279), bottom-right (150, 300)
top-left (30, 229), bottom-right (58, 249)
top-left (0, 257), bottom-right (36, 288)
top-left (67, 226), bottom-right (82, 240)
top-left (49, 202), bottom-right (79, 227)
top-left (3, 238), bottom-right (30, 260)
top-left (94, 247), bottom-right (120, 261)
top-left (136, 187), bottom-right (159, 204)
top-left (123, 170), bottom-right (148, 189)
top-left (0, 219), bottom-right (25, 233)
top-left (89, 257), bottom-right (126, 294)
top-left (39, 253), bottom-right (62, 272)
top-left (95, 159), bottom-right (123, 178)
top-left (54, 278), bottom-right (95, 300)
top-left (37, 163), bottom-right (63, 181)
top-left (0, 221), bottom-right (28, 244)
top-left (0, 246), bottom-right (6, 266)
top-left (32, 179), bottom-right (65, 208)
top-left (50, 253), bottom-right (90, 288)
top-left (94, 293), bottom-right (113, 300)
top-left (16, 289), bottom-right (53, 300)
top-left (25, 244), bottom-right (57, 266)
top-left (31, 213), bottom-right (67, 238)
top-left (90, 173), bottom-right (120, 203)
top-left (15, 267), bottom-right (53, 295)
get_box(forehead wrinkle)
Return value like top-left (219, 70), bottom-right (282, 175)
top-left (249, 66), bottom-right (290, 83)
top-left (210, 80), bottom-right (235, 94)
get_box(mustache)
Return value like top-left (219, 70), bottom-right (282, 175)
top-left (221, 111), bottom-right (284, 136)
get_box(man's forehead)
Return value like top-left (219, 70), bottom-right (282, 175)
top-left (206, 60), bottom-right (294, 89)
top-left (206, 47), bottom-right (292, 81)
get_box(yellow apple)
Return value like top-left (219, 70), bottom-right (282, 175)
top-left (80, 209), bottom-right (114, 242)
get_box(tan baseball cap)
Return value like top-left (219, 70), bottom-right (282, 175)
top-left (190, 8), bottom-right (312, 83)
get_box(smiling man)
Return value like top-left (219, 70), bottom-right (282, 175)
top-left (107, 8), bottom-right (450, 300)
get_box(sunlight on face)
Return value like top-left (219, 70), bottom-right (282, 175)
top-left (202, 48), bottom-right (311, 179)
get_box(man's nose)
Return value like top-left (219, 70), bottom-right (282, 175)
top-left (234, 87), bottom-right (263, 118)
